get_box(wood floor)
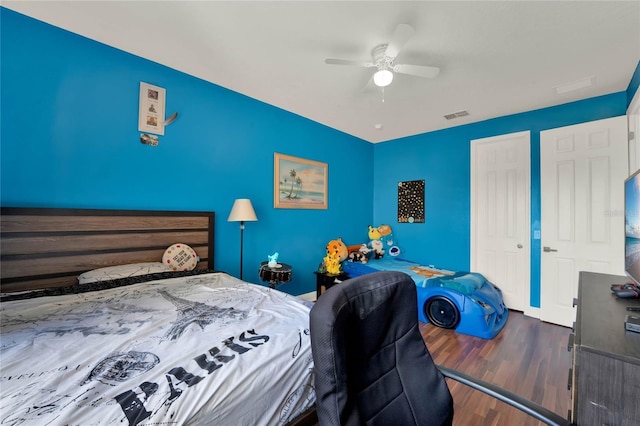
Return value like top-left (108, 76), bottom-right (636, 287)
top-left (421, 310), bottom-right (572, 426)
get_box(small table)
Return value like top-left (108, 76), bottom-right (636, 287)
top-left (314, 271), bottom-right (349, 299)
top-left (259, 261), bottom-right (292, 288)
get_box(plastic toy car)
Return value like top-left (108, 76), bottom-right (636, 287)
top-left (341, 257), bottom-right (508, 339)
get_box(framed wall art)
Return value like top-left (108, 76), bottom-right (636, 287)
top-left (274, 153), bottom-right (327, 209)
top-left (138, 82), bottom-right (166, 136)
top-left (398, 179), bottom-right (425, 223)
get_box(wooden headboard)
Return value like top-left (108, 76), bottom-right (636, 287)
top-left (0, 207), bottom-right (215, 293)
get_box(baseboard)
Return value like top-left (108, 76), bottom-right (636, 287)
top-left (524, 306), bottom-right (540, 319)
top-left (297, 291), bottom-right (316, 302)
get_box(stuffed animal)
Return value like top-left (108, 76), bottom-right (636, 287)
top-left (378, 224), bottom-right (392, 237)
top-left (368, 225), bottom-right (382, 241)
top-left (323, 255), bottom-right (341, 275)
top-left (348, 250), bottom-right (369, 264)
top-left (323, 237), bottom-right (348, 275)
top-left (357, 243), bottom-right (371, 255)
top-left (326, 238), bottom-right (348, 262)
top-left (366, 224), bottom-right (396, 259)
top-left (370, 239), bottom-right (385, 259)
top-left (346, 243), bottom-right (370, 264)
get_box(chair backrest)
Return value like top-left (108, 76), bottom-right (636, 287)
top-left (310, 271), bottom-right (453, 426)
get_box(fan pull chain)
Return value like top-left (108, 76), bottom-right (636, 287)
top-left (382, 87), bottom-right (385, 103)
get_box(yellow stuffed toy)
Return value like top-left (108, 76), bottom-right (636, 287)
top-left (368, 225), bottom-right (382, 241)
top-left (323, 237), bottom-right (348, 275)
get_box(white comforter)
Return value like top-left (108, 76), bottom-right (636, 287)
top-left (0, 272), bottom-right (315, 426)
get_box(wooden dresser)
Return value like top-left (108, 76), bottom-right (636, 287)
top-left (570, 271), bottom-right (640, 425)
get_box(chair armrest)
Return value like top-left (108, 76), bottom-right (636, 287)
top-left (436, 365), bottom-right (572, 426)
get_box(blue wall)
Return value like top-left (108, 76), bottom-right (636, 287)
top-left (373, 93), bottom-right (628, 308)
top-left (0, 8), bottom-right (374, 295)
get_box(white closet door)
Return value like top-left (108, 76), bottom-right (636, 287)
top-left (471, 131), bottom-right (530, 312)
top-left (540, 116), bottom-right (627, 327)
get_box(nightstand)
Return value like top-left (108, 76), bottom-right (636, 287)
top-left (259, 261), bottom-right (292, 288)
top-left (314, 271), bottom-right (349, 299)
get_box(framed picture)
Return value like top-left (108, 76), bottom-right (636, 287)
top-left (138, 82), bottom-right (166, 136)
top-left (274, 153), bottom-right (327, 209)
top-left (397, 179), bottom-right (425, 223)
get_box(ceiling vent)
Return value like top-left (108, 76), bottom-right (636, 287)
top-left (444, 110), bottom-right (469, 120)
top-left (553, 76), bottom-right (595, 94)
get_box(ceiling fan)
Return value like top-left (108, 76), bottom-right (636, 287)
top-left (324, 24), bottom-right (440, 88)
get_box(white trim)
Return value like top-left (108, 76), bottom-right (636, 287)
top-left (627, 85), bottom-right (640, 174)
top-left (524, 306), bottom-right (541, 320)
top-left (297, 291), bottom-right (316, 302)
top-left (627, 83), bottom-right (640, 116)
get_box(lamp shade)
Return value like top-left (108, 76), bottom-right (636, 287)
top-left (373, 69), bottom-right (394, 87)
top-left (227, 199), bottom-right (258, 222)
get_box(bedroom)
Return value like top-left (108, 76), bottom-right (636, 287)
top-left (2, 2), bottom-right (639, 300)
top-left (1, 1), bottom-right (639, 425)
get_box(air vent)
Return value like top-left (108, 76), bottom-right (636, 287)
top-left (554, 76), bottom-right (595, 94)
top-left (444, 110), bottom-right (469, 120)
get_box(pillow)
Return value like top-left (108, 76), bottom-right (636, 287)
top-left (78, 262), bottom-right (171, 284)
top-left (162, 243), bottom-right (199, 271)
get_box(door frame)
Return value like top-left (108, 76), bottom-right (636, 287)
top-left (470, 130), bottom-right (532, 314)
top-left (629, 85), bottom-right (640, 173)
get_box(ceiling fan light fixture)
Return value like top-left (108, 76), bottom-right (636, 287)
top-left (373, 69), bottom-right (394, 87)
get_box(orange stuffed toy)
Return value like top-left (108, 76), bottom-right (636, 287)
top-left (323, 237), bottom-right (348, 275)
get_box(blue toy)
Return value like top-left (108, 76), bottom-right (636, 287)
top-left (267, 252), bottom-right (279, 268)
top-left (414, 271), bottom-right (508, 339)
top-left (342, 257), bottom-right (508, 339)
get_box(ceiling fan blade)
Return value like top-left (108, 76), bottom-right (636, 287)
top-left (393, 63), bottom-right (440, 79)
top-left (384, 24), bottom-right (415, 59)
top-left (325, 58), bottom-right (375, 67)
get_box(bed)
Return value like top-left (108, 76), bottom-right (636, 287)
top-left (0, 207), bottom-right (316, 426)
top-left (341, 255), bottom-right (508, 339)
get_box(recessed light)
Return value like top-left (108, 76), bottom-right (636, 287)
top-left (374, 124), bottom-right (383, 130)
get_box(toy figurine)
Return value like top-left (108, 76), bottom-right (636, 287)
top-left (267, 252), bottom-right (279, 268)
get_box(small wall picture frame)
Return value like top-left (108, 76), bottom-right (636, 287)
top-left (138, 82), bottom-right (165, 135)
top-left (274, 153), bottom-right (328, 209)
top-left (398, 179), bottom-right (425, 223)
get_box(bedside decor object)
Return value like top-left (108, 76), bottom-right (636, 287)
top-left (274, 153), bottom-right (327, 209)
top-left (267, 252), bottom-right (279, 268)
top-left (227, 198), bottom-right (258, 280)
top-left (259, 261), bottom-right (292, 289)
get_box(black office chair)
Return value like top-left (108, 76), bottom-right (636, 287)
top-left (309, 271), bottom-right (571, 426)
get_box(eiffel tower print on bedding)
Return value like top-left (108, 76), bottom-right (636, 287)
top-left (0, 271), bottom-right (315, 426)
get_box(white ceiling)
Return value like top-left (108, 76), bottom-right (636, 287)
top-left (4, 1), bottom-right (640, 143)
